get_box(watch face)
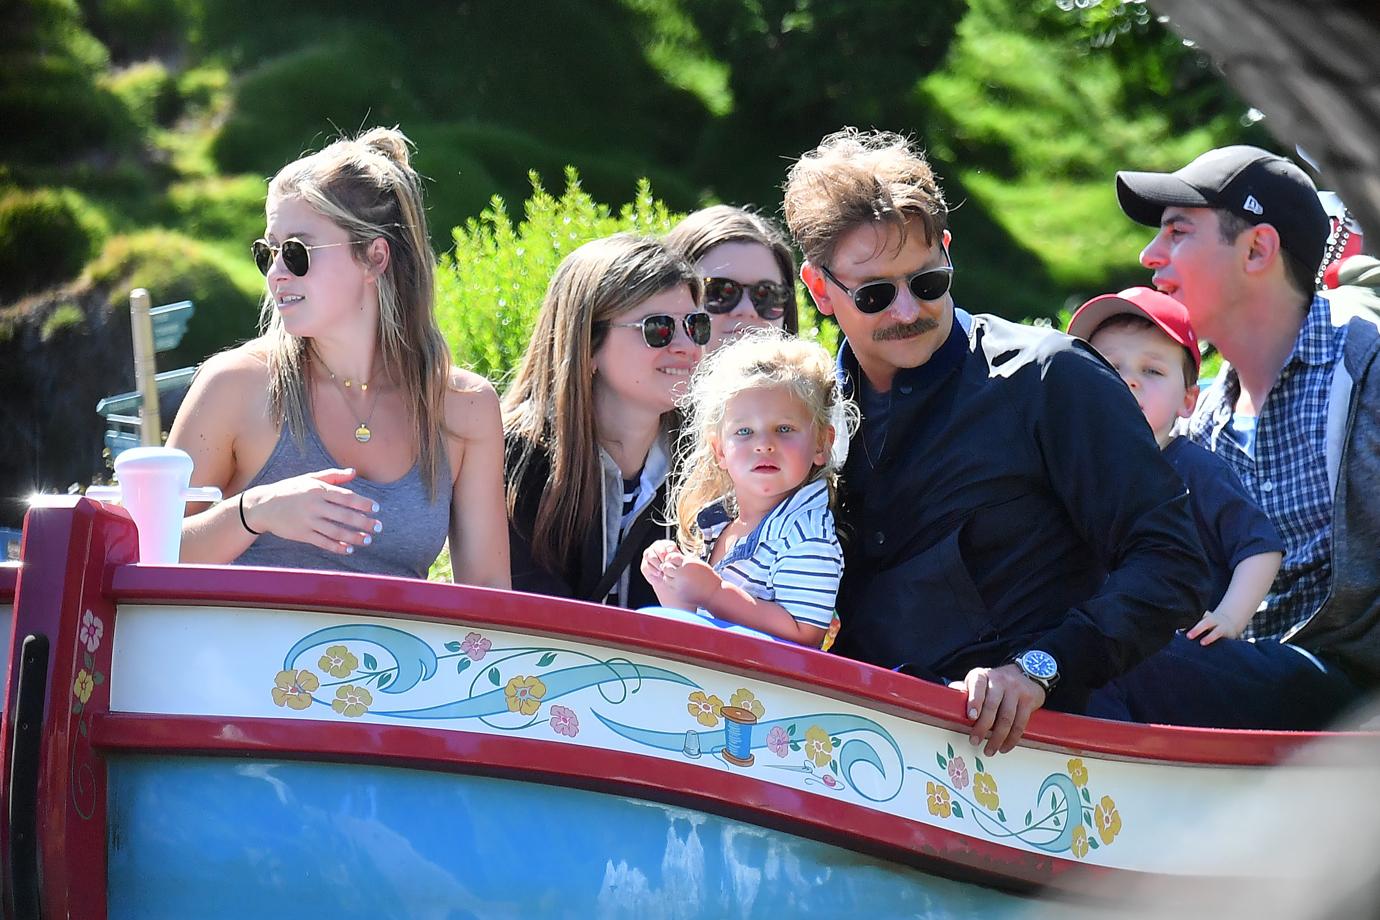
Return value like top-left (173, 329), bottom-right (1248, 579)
top-left (1020, 650), bottom-right (1058, 680)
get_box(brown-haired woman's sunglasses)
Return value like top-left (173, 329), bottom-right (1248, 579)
top-left (252, 238), bottom-right (362, 277)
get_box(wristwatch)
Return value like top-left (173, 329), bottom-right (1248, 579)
top-left (1011, 650), bottom-right (1059, 693)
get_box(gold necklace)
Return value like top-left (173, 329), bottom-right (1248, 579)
top-left (316, 355), bottom-right (382, 443)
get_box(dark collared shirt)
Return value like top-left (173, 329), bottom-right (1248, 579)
top-left (831, 312), bottom-right (1209, 710)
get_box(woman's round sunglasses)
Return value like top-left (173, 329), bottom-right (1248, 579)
top-left (252, 238), bottom-right (361, 277)
top-left (702, 277), bottom-right (791, 321)
top-left (819, 249), bottom-right (954, 314)
top-left (603, 312), bottom-right (712, 348)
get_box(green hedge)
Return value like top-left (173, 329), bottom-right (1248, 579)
top-left (83, 229), bottom-right (262, 366)
top-left (0, 187), bottom-right (108, 303)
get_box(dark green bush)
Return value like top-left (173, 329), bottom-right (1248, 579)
top-left (0, 187), bottom-right (107, 303)
top-left (163, 174), bottom-right (266, 245)
top-left (84, 229), bottom-right (261, 366)
top-left (78, 0), bottom-right (198, 63)
top-left (210, 35), bottom-right (429, 175)
top-left (104, 59), bottom-right (182, 131)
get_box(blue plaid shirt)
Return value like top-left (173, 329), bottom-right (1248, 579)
top-left (1188, 295), bottom-right (1339, 639)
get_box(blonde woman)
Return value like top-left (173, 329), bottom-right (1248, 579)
top-left (169, 128), bottom-right (509, 586)
top-left (504, 234), bottom-right (706, 607)
top-left (641, 329), bottom-right (858, 646)
top-left (665, 204), bottom-right (800, 352)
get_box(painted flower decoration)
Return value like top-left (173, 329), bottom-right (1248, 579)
top-left (821, 775), bottom-right (840, 789)
top-left (79, 609), bottom-right (104, 653)
top-left (549, 704), bottom-right (579, 737)
top-left (332, 684), bottom-right (373, 718)
top-left (1067, 758), bottom-right (1089, 788)
top-left (766, 725), bottom-right (790, 758)
top-left (1071, 824), bottom-right (1089, 859)
top-left (73, 669), bottom-right (95, 704)
top-left (729, 688), bottom-right (765, 719)
top-left (317, 645), bottom-right (359, 679)
top-left (271, 669), bottom-right (319, 711)
top-left (505, 675), bottom-right (547, 716)
top-left (926, 781), bottom-right (952, 818)
top-left (686, 691), bottom-right (723, 727)
top-left (973, 771), bottom-right (1000, 811)
top-left (947, 756), bottom-right (970, 790)
top-left (1094, 795), bottom-right (1122, 845)
top-left (803, 725), bottom-right (833, 768)
top-left (461, 632), bottom-right (491, 662)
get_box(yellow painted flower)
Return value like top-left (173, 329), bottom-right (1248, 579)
top-left (687, 691), bottom-right (723, 727)
top-left (804, 725), bottom-right (833, 768)
top-left (926, 781), bottom-right (952, 818)
top-left (729, 688), bottom-right (765, 719)
top-left (973, 771), bottom-right (1000, 811)
top-left (1068, 758), bottom-right (1089, 788)
top-left (317, 645), bottom-right (359, 678)
top-left (505, 675), bottom-right (547, 716)
top-left (271, 669), bottom-right (319, 711)
top-left (332, 684), bottom-right (373, 718)
top-left (1094, 795), bottom-right (1122, 845)
top-left (1071, 825), bottom-right (1089, 859)
top-left (73, 670), bottom-right (94, 704)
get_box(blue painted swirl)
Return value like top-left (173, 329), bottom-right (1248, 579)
top-left (1027, 773), bottom-right (1079, 853)
top-left (373, 662), bottom-right (697, 720)
top-left (285, 625), bottom-right (438, 694)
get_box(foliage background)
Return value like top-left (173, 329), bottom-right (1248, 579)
top-left (1, 0), bottom-right (1271, 521)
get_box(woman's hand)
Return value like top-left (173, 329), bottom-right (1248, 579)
top-left (241, 468), bottom-right (382, 555)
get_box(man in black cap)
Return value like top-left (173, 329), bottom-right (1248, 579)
top-left (1100, 145), bottom-right (1380, 723)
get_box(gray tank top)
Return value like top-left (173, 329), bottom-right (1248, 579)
top-left (232, 418), bottom-right (452, 579)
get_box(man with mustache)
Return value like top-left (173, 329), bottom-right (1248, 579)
top-left (783, 129), bottom-right (1209, 753)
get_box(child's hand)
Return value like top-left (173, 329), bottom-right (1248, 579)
top-left (658, 557), bottom-right (722, 609)
top-left (1185, 608), bottom-right (1246, 646)
top-left (640, 540), bottom-right (680, 584)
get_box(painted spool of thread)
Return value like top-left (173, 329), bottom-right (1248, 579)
top-left (719, 705), bottom-right (757, 767)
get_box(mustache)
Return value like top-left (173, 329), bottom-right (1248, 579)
top-left (873, 315), bottom-right (940, 342)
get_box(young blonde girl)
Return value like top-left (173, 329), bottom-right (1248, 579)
top-left (641, 329), bottom-right (859, 646)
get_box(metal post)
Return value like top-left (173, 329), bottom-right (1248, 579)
top-left (128, 288), bottom-right (162, 446)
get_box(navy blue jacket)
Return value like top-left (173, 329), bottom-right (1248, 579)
top-left (830, 313), bottom-right (1210, 711)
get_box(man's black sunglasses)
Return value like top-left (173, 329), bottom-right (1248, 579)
top-left (252, 238), bottom-right (361, 277)
top-left (603, 312), bottom-right (712, 348)
top-left (819, 248), bottom-right (954, 314)
top-left (702, 277), bottom-right (792, 321)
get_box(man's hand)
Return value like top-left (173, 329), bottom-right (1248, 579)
top-left (948, 664), bottom-right (1047, 756)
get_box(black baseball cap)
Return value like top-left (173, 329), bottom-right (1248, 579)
top-left (1116, 145), bottom-right (1329, 274)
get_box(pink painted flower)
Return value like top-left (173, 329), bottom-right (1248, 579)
top-left (461, 632), bottom-right (491, 661)
top-left (766, 725), bottom-right (789, 757)
top-left (80, 609), bottom-right (104, 653)
top-left (549, 704), bottom-right (579, 737)
top-left (947, 755), bottom-right (970, 790)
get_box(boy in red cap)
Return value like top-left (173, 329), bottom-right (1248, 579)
top-left (1069, 287), bottom-right (1283, 644)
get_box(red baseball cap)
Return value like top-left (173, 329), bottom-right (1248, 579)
top-left (1066, 286), bottom-right (1201, 376)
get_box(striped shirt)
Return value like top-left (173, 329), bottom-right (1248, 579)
top-left (696, 479), bottom-right (843, 629)
top-left (1188, 294), bottom-right (1339, 639)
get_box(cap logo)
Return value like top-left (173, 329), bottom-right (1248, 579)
top-left (1242, 194), bottom-right (1264, 215)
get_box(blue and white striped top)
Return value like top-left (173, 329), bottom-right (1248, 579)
top-left (696, 479), bottom-right (843, 629)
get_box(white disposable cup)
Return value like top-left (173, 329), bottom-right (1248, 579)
top-left (93, 447), bottom-right (221, 564)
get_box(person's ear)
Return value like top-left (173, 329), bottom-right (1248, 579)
top-left (1180, 382), bottom-right (1200, 419)
top-left (814, 424), bottom-right (835, 467)
top-left (942, 228), bottom-right (952, 252)
top-left (711, 432), bottom-right (727, 469)
top-left (800, 262), bottom-right (835, 316)
top-left (1243, 224), bottom-right (1281, 277)
top-left (365, 237), bottom-right (391, 280)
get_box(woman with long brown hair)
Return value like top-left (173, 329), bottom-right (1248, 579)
top-left (169, 127), bottom-right (509, 586)
top-left (504, 233), bottom-right (705, 606)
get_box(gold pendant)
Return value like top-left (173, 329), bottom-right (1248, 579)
top-left (354, 423), bottom-right (371, 443)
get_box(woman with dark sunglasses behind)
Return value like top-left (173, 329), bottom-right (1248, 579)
top-left (665, 205), bottom-right (799, 352)
top-left (503, 234), bottom-right (705, 607)
top-left (166, 127), bottom-right (510, 587)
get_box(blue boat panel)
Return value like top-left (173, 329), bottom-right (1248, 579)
top-left (107, 755), bottom-right (1030, 918)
